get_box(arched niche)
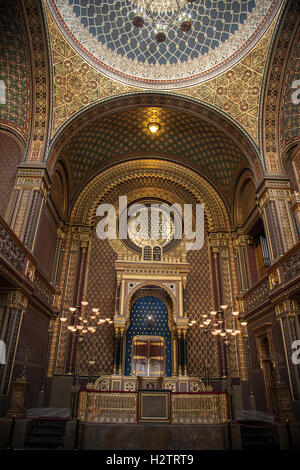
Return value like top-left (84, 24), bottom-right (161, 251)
top-left (234, 168), bottom-right (257, 227)
top-left (49, 159), bottom-right (69, 220)
top-left (282, 143), bottom-right (300, 193)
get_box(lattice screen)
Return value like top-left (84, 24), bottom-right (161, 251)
top-left (77, 232), bottom-right (117, 375)
top-left (186, 238), bottom-right (218, 377)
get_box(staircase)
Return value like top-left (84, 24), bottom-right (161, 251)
top-left (24, 418), bottom-right (68, 449)
top-left (239, 420), bottom-right (280, 450)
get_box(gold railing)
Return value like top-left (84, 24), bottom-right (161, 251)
top-left (172, 393), bottom-right (228, 424)
top-left (78, 391), bottom-right (138, 423)
top-left (78, 390), bottom-right (228, 424)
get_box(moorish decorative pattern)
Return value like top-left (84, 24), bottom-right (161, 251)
top-left (181, 15), bottom-right (278, 143)
top-left (48, 0), bottom-right (280, 89)
top-left (76, 232), bottom-right (117, 376)
top-left (279, 21), bottom-right (300, 153)
top-left (46, 0), bottom-right (280, 147)
top-left (263, 0), bottom-right (300, 173)
top-left (186, 238), bottom-right (218, 377)
top-left (0, 0), bottom-right (31, 141)
top-left (46, 3), bottom-right (137, 135)
top-left (57, 107), bottom-right (248, 204)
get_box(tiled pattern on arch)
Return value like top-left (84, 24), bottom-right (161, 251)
top-left (63, 106), bottom-right (247, 203)
top-left (47, 1), bottom-right (278, 146)
top-left (280, 22), bottom-right (300, 151)
top-left (0, 0), bottom-right (31, 140)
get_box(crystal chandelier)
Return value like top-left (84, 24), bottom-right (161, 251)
top-left (132, 0), bottom-right (196, 43)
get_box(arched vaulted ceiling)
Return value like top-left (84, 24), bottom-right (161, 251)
top-left (53, 103), bottom-right (251, 208)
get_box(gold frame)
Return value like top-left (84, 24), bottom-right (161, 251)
top-left (131, 335), bottom-right (165, 377)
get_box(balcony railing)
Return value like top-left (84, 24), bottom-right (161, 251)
top-left (241, 241), bottom-right (300, 314)
top-left (0, 215), bottom-right (57, 309)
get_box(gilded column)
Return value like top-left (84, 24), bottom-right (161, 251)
top-left (118, 328), bottom-right (125, 375)
top-left (291, 192), bottom-right (300, 236)
top-left (182, 330), bottom-right (188, 376)
top-left (257, 179), bottom-right (298, 262)
top-left (114, 274), bottom-right (127, 375)
top-left (54, 226), bottom-right (90, 375)
top-left (177, 330), bottom-right (182, 377)
top-left (50, 226), bottom-right (66, 286)
top-left (113, 328), bottom-right (120, 374)
top-left (233, 234), bottom-right (252, 294)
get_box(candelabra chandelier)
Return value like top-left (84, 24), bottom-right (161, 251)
top-left (197, 305), bottom-right (247, 338)
top-left (132, 0), bottom-right (196, 43)
top-left (59, 300), bottom-right (114, 335)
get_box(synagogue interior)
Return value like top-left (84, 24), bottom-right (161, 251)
top-left (0, 0), bottom-right (299, 451)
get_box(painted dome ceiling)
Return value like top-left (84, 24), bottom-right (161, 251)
top-left (48, 0), bottom-right (281, 89)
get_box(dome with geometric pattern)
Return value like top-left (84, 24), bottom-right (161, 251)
top-left (48, 0), bottom-right (281, 89)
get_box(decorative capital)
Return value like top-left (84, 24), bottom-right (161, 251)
top-left (0, 289), bottom-right (28, 311)
top-left (275, 299), bottom-right (300, 319)
top-left (256, 178), bottom-right (292, 208)
top-left (15, 164), bottom-right (51, 201)
top-left (71, 225), bottom-right (91, 242)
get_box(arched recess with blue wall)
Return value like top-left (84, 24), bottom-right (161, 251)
top-left (125, 295), bottom-right (172, 377)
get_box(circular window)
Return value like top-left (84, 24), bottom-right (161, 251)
top-left (120, 199), bottom-right (182, 254)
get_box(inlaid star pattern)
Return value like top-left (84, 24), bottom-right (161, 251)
top-left (125, 296), bottom-right (172, 376)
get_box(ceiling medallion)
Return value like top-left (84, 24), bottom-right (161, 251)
top-left (131, 0), bottom-right (195, 42)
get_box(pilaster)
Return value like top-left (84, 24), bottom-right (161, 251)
top-left (233, 233), bottom-right (253, 294)
top-left (6, 164), bottom-right (51, 251)
top-left (291, 192), bottom-right (300, 235)
top-left (257, 179), bottom-right (298, 262)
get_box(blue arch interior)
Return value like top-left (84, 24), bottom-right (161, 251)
top-left (125, 295), bottom-right (172, 376)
